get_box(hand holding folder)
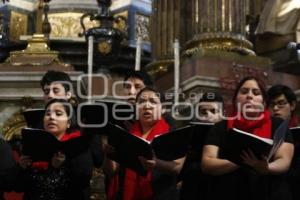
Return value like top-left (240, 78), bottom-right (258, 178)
top-left (222, 120), bottom-right (288, 166)
top-left (107, 123), bottom-right (194, 176)
top-left (21, 128), bottom-right (90, 162)
top-left (222, 128), bottom-right (273, 166)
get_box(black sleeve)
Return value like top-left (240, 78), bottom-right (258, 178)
top-left (89, 134), bottom-right (104, 168)
top-left (284, 128), bottom-right (293, 143)
top-left (271, 117), bottom-right (293, 144)
top-left (0, 139), bottom-right (15, 170)
top-left (1, 165), bottom-right (23, 191)
top-left (204, 120), bottom-right (227, 147)
top-left (0, 139), bottom-right (20, 190)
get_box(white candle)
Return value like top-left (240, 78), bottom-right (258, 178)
top-left (135, 35), bottom-right (142, 71)
top-left (87, 35), bottom-right (94, 102)
top-left (174, 39), bottom-right (180, 104)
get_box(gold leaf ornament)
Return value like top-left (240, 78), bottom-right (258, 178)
top-left (98, 41), bottom-right (112, 55)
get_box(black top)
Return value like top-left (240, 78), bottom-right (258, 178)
top-left (205, 117), bottom-right (293, 157)
top-left (203, 117), bottom-right (293, 200)
top-left (0, 138), bottom-right (19, 191)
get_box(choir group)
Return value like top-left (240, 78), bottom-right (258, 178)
top-left (0, 70), bottom-right (299, 200)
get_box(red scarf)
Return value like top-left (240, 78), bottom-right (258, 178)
top-left (107, 118), bottom-right (170, 200)
top-left (31, 130), bottom-right (81, 170)
top-left (60, 130), bottom-right (81, 141)
top-left (227, 110), bottom-right (272, 139)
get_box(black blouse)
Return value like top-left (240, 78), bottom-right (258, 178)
top-left (202, 117), bottom-right (293, 200)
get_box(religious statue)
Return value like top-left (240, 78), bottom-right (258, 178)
top-left (255, 0), bottom-right (300, 52)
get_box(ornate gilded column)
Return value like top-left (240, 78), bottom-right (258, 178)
top-left (148, 0), bottom-right (255, 77)
top-left (182, 0), bottom-right (255, 57)
top-left (150, 0), bottom-right (190, 60)
top-left (148, 0), bottom-right (191, 75)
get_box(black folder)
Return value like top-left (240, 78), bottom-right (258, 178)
top-left (23, 109), bottom-right (45, 129)
top-left (222, 128), bottom-right (273, 165)
top-left (21, 128), bottom-right (90, 162)
top-left (79, 101), bottom-right (135, 134)
top-left (189, 122), bottom-right (213, 151)
top-left (290, 126), bottom-right (300, 143)
top-left (107, 123), bottom-right (193, 176)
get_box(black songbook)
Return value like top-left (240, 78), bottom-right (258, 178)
top-left (222, 128), bottom-right (273, 165)
top-left (21, 128), bottom-right (89, 162)
top-left (107, 123), bottom-right (193, 176)
top-left (290, 126), bottom-right (300, 143)
top-left (79, 101), bottom-right (135, 133)
top-left (189, 122), bottom-right (213, 151)
top-left (23, 109), bottom-right (45, 129)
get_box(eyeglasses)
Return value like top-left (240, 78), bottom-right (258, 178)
top-left (269, 100), bottom-right (289, 108)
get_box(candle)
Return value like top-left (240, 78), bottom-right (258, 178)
top-left (174, 39), bottom-right (180, 104)
top-left (87, 35), bottom-right (94, 102)
top-left (135, 35), bottom-right (142, 71)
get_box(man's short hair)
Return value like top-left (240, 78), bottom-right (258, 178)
top-left (267, 84), bottom-right (297, 103)
top-left (40, 70), bottom-right (72, 92)
top-left (123, 70), bottom-right (153, 87)
top-left (199, 92), bottom-right (224, 104)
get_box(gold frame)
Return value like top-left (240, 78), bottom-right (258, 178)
top-left (10, 11), bottom-right (28, 42)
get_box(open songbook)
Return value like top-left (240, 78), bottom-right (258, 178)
top-left (222, 119), bottom-right (289, 165)
top-left (21, 128), bottom-right (90, 162)
top-left (79, 101), bottom-right (135, 134)
top-left (23, 109), bottom-right (45, 129)
top-left (107, 123), bottom-right (194, 176)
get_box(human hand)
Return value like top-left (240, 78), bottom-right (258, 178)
top-left (103, 143), bottom-right (115, 155)
top-left (139, 155), bottom-right (156, 171)
top-left (51, 152), bottom-right (65, 169)
top-left (241, 149), bottom-right (269, 174)
top-left (18, 155), bottom-right (32, 169)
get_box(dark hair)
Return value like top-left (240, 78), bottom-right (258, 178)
top-left (40, 70), bottom-right (72, 92)
top-left (232, 76), bottom-right (268, 107)
top-left (44, 98), bottom-right (77, 134)
top-left (200, 92), bottom-right (224, 104)
top-left (123, 70), bottom-right (153, 87)
top-left (136, 86), bottom-right (165, 103)
top-left (267, 84), bottom-right (296, 103)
